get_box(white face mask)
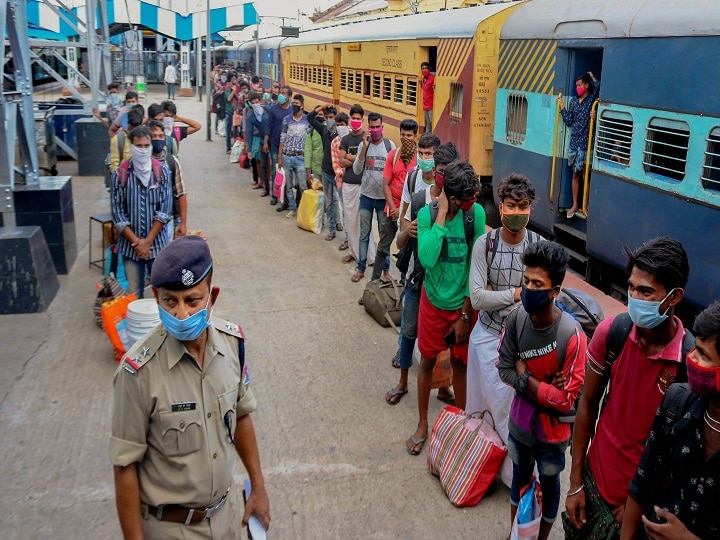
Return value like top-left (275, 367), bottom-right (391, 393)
top-left (336, 125), bottom-right (349, 138)
top-left (130, 145), bottom-right (153, 186)
top-left (162, 116), bottom-right (174, 136)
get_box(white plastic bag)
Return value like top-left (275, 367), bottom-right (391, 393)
top-left (510, 478), bottom-right (542, 540)
top-left (217, 118), bottom-right (226, 136)
top-left (230, 139), bottom-right (243, 163)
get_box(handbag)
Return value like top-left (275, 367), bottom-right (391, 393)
top-left (362, 278), bottom-right (404, 333)
top-left (427, 406), bottom-right (508, 507)
top-left (272, 166), bottom-right (286, 203)
top-left (510, 478), bottom-right (542, 540)
top-left (297, 182), bottom-right (324, 234)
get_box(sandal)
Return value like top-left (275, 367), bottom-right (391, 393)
top-left (406, 435), bottom-right (427, 456)
top-left (385, 388), bottom-right (408, 405)
top-left (351, 270), bottom-right (364, 282)
top-left (437, 395), bottom-right (456, 406)
top-left (338, 240), bottom-right (349, 251)
top-left (325, 232), bottom-right (336, 241)
top-left (336, 224), bottom-right (344, 232)
top-left (341, 254), bottom-right (354, 264)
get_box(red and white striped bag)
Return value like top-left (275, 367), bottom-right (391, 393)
top-left (427, 406), bottom-right (507, 507)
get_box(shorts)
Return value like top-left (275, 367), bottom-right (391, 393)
top-left (568, 148), bottom-right (586, 173)
top-left (417, 286), bottom-right (476, 364)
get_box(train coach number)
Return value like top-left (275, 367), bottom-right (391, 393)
top-left (382, 58), bottom-right (403, 68)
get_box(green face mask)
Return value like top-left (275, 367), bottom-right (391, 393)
top-left (501, 212), bottom-right (530, 233)
top-left (416, 155), bottom-right (435, 173)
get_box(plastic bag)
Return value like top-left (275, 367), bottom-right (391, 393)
top-left (217, 118), bottom-right (226, 136)
top-left (297, 183), bottom-right (324, 234)
top-left (510, 477), bottom-right (542, 540)
top-left (101, 293), bottom-right (137, 362)
top-left (273, 166), bottom-right (286, 204)
top-left (230, 139), bottom-right (243, 163)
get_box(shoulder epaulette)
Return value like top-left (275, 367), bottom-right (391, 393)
top-left (119, 326), bottom-right (167, 375)
top-left (213, 317), bottom-right (245, 340)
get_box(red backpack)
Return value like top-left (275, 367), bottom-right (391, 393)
top-left (116, 158), bottom-right (164, 186)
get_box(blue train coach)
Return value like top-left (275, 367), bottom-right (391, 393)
top-left (492, 0), bottom-right (720, 316)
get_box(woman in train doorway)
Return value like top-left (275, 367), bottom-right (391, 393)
top-left (559, 71), bottom-right (600, 219)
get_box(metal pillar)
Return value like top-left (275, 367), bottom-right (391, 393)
top-left (196, 37), bottom-right (203, 101)
top-left (0, 0), bottom-right (40, 226)
top-left (205, 0), bottom-right (212, 141)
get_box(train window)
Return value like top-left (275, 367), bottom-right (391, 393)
top-left (450, 83), bottom-right (464, 122)
top-left (643, 118), bottom-right (690, 181)
top-left (596, 110), bottom-right (633, 166)
top-left (395, 78), bottom-right (404, 104)
top-left (373, 75), bottom-right (381, 98)
top-left (702, 128), bottom-right (720, 193)
top-left (363, 74), bottom-right (371, 96)
top-left (355, 71), bottom-right (362, 94)
top-left (505, 93), bottom-right (527, 144)
top-left (383, 76), bottom-right (391, 100)
top-left (341, 70), bottom-right (347, 91)
top-left (348, 71), bottom-right (355, 93)
top-left (323, 68), bottom-right (328, 86)
top-left (328, 70), bottom-right (333, 88)
top-left (407, 79), bottom-right (417, 107)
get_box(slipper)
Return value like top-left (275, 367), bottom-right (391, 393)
top-left (338, 240), bottom-right (349, 251)
top-left (386, 388), bottom-right (408, 405)
top-left (351, 270), bottom-right (364, 282)
top-left (437, 395), bottom-right (456, 406)
top-left (336, 224), bottom-right (344, 232)
top-left (325, 232), bottom-right (336, 241)
top-left (341, 254), bottom-right (354, 264)
top-left (566, 209), bottom-right (576, 219)
top-left (406, 435), bottom-right (427, 456)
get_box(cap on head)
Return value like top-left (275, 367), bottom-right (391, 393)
top-left (151, 236), bottom-right (213, 290)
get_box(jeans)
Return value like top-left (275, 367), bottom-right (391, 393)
top-left (260, 149), bottom-right (270, 193)
top-left (322, 171), bottom-right (341, 232)
top-left (358, 194), bottom-right (390, 273)
top-left (398, 285), bottom-right (420, 369)
top-left (508, 433), bottom-right (565, 522)
top-left (372, 210), bottom-right (398, 280)
top-left (166, 83), bottom-right (175, 99)
top-left (283, 154), bottom-right (306, 211)
top-left (225, 114), bottom-right (233, 151)
top-left (123, 257), bottom-right (155, 299)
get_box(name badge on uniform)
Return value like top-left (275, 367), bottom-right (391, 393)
top-left (171, 402), bottom-right (197, 412)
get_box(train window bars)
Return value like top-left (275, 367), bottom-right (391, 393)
top-left (372, 75), bottom-right (381, 99)
top-left (505, 93), bottom-right (527, 143)
top-left (348, 71), bottom-right (355, 93)
top-left (643, 118), bottom-right (690, 181)
top-left (383, 76), bottom-right (391, 100)
top-left (596, 110), bottom-right (633, 166)
top-left (450, 83), bottom-right (464, 122)
top-left (341, 70), bottom-right (347, 91)
top-left (406, 79), bottom-right (417, 107)
top-left (355, 71), bottom-right (362, 94)
top-left (395, 78), bottom-right (404, 104)
top-left (702, 128), bottom-right (720, 193)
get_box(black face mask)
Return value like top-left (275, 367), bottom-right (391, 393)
top-left (292, 104), bottom-right (302, 114)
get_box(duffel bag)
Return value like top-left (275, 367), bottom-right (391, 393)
top-left (362, 278), bottom-right (404, 332)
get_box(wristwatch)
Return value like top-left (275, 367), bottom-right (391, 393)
top-left (460, 312), bottom-right (471, 324)
top-left (517, 371), bottom-right (531, 392)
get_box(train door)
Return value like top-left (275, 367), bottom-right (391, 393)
top-left (557, 48), bottom-right (603, 219)
top-left (417, 45), bottom-right (437, 128)
top-left (333, 47), bottom-right (341, 105)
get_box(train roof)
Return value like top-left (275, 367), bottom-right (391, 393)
top-left (238, 35), bottom-right (286, 52)
top-left (283, 2), bottom-right (523, 46)
top-left (502, 0), bottom-right (720, 39)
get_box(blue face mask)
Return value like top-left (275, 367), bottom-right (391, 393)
top-left (151, 139), bottom-right (166, 154)
top-left (417, 156), bottom-right (435, 173)
top-left (627, 288), bottom-right (676, 329)
top-left (521, 286), bottom-right (555, 315)
top-left (158, 296), bottom-right (212, 341)
top-left (278, 94), bottom-right (287, 105)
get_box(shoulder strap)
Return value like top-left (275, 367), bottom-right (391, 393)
top-left (429, 199), bottom-right (439, 224)
top-left (117, 160), bottom-right (130, 186)
top-left (675, 329), bottom-right (695, 383)
top-left (486, 228), bottom-right (501, 266)
top-left (659, 382), bottom-right (696, 435)
top-left (408, 168), bottom-right (420, 195)
top-left (463, 207), bottom-right (475, 250)
top-left (165, 152), bottom-right (177, 176)
top-left (117, 131), bottom-right (125, 161)
top-left (410, 189), bottom-right (426, 222)
top-left (383, 138), bottom-right (392, 153)
top-left (605, 312), bottom-right (633, 368)
top-left (391, 147), bottom-right (400, 169)
top-left (151, 158), bottom-right (163, 182)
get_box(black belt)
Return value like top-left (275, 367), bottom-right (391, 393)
top-left (148, 489), bottom-right (229, 525)
top-left (283, 152), bottom-right (304, 157)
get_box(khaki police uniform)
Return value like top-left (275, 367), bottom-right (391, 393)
top-left (109, 316), bottom-right (255, 539)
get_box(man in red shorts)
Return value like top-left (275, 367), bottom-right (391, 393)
top-left (405, 160), bottom-right (485, 455)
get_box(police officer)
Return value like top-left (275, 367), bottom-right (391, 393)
top-left (109, 235), bottom-right (270, 539)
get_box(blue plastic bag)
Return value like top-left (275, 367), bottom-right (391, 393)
top-left (104, 244), bottom-right (129, 292)
top-left (511, 477), bottom-right (542, 540)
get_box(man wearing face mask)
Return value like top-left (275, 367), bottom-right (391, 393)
top-left (148, 120), bottom-right (187, 239)
top-left (467, 173), bottom-right (540, 487)
top-left (243, 92), bottom-right (269, 194)
top-left (109, 91), bottom-right (140, 138)
top-left (621, 301), bottom-right (720, 540)
top-left (110, 126), bottom-right (173, 299)
top-left (108, 105), bottom-right (145, 174)
top-left (162, 100), bottom-right (201, 149)
top-left (564, 236), bottom-right (692, 540)
top-left (331, 113), bottom-right (351, 250)
top-left (278, 93), bottom-right (310, 218)
top-left (398, 133), bottom-right (440, 225)
top-left (497, 240), bottom-right (587, 540)
top-left (264, 86), bottom-right (293, 207)
top-left (351, 112), bottom-right (396, 282)
top-left (110, 236), bottom-right (271, 539)
top-left (93, 82), bottom-right (122, 128)
top-left (308, 104), bottom-right (342, 240)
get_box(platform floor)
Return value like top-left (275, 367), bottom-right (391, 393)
top-left (0, 87), bottom-right (623, 539)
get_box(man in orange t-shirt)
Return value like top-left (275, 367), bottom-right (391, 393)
top-left (421, 62), bottom-right (435, 133)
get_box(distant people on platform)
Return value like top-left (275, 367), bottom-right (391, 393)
top-left (278, 94), bottom-right (310, 219)
top-left (108, 105), bottom-right (145, 173)
top-left (621, 301), bottom-right (720, 540)
top-left (163, 62), bottom-right (177, 100)
top-left (421, 62), bottom-right (435, 133)
top-left (109, 125), bottom-right (172, 299)
top-left (351, 112), bottom-right (396, 282)
top-left (222, 74), bottom-right (239, 153)
top-left (497, 240), bottom-right (586, 540)
top-left (559, 71), bottom-right (600, 218)
top-left (564, 236), bottom-right (691, 539)
top-left (331, 113), bottom-right (350, 251)
top-left (243, 91), bottom-right (269, 194)
top-left (264, 86), bottom-right (293, 207)
top-left (147, 120), bottom-right (187, 239)
top-left (406, 160), bottom-right (485, 456)
top-left (304, 105), bottom-right (327, 197)
top-left (467, 173), bottom-right (539, 487)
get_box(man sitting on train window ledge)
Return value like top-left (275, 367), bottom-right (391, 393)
top-left (421, 62), bottom-right (435, 134)
top-left (563, 237), bottom-right (692, 539)
top-left (558, 71), bottom-right (600, 219)
top-left (264, 86), bottom-right (293, 208)
top-left (108, 91), bottom-right (140, 139)
top-left (351, 112), bottom-right (396, 282)
top-left (278, 94), bottom-right (310, 219)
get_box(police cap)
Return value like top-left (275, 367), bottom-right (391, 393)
top-left (151, 235), bottom-right (213, 290)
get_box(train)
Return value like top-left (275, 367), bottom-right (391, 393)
top-left (237, 0), bottom-right (720, 319)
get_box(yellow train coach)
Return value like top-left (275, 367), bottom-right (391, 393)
top-left (280, 2), bottom-right (523, 178)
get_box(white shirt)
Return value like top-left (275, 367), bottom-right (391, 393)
top-left (164, 65), bottom-right (177, 84)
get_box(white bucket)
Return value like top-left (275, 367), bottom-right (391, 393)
top-left (126, 299), bottom-right (160, 346)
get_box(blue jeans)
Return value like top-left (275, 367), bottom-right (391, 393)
top-left (508, 433), bottom-right (565, 522)
top-left (225, 114), bottom-right (233, 151)
top-left (322, 171), bottom-right (341, 232)
top-left (123, 257), bottom-right (155, 299)
top-left (358, 194), bottom-right (390, 273)
top-left (166, 83), bottom-right (175, 99)
top-left (283, 154), bottom-right (306, 211)
top-left (399, 285), bottom-right (420, 369)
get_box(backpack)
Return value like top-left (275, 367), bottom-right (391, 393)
top-left (165, 153), bottom-right (180, 216)
top-left (657, 382), bottom-right (697, 436)
top-left (116, 157), bottom-right (164, 187)
top-left (395, 169), bottom-right (423, 275)
top-left (104, 132), bottom-right (126, 188)
top-left (484, 227), bottom-right (540, 267)
top-left (555, 288), bottom-right (605, 339)
top-left (362, 278), bottom-right (405, 333)
top-left (213, 92), bottom-right (226, 119)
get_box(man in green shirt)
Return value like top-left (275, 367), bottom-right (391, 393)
top-left (406, 160), bottom-right (485, 455)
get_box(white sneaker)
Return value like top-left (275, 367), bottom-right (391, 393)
top-left (286, 210), bottom-right (296, 218)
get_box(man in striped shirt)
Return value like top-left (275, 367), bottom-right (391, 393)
top-left (110, 125), bottom-right (173, 298)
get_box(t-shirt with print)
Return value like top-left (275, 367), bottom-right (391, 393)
top-left (354, 139), bottom-right (395, 200)
top-left (280, 113), bottom-right (310, 155)
top-left (339, 132), bottom-right (364, 185)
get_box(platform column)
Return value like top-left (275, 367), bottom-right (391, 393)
top-left (179, 41), bottom-right (194, 97)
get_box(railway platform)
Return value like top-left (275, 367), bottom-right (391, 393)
top-left (0, 86), bottom-right (623, 539)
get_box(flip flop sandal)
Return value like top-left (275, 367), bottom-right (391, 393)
top-left (338, 241), bottom-right (349, 251)
top-left (325, 232), bottom-right (336, 241)
top-left (341, 254), bottom-right (354, 264)
top-left (351, 270), bottom-right (364, 282)
top-left (437, 395), bottom-right (456, 406)
top-left (406, 435), bottom-right (427, 456)
top-left (386, 388), bottom-right (408, 405)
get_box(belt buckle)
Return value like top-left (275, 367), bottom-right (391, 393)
top-left (203, 489), bottom-right (229, 520)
